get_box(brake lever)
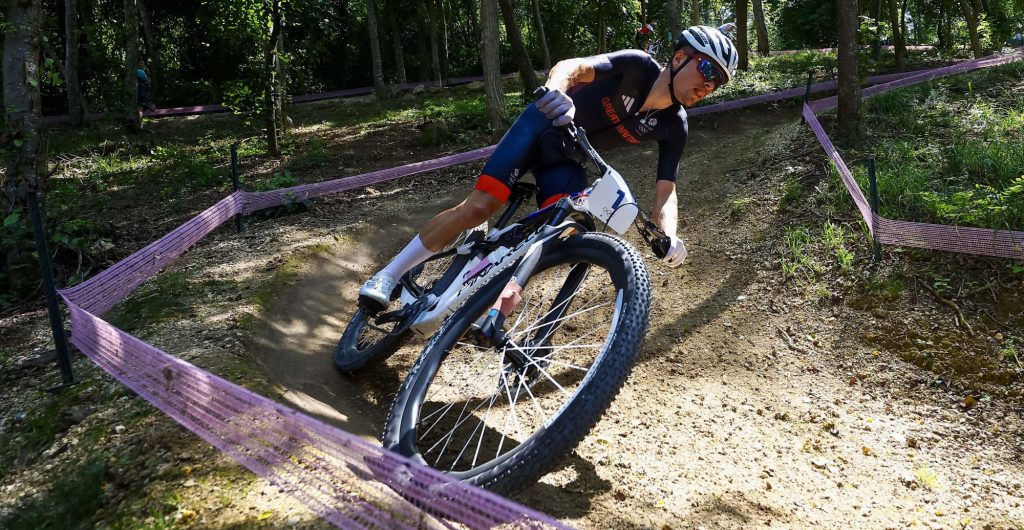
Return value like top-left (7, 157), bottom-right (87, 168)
top-left (635, 213), bottom-right (672, 259)
top-left (532, 86), bottom-right (604, 175)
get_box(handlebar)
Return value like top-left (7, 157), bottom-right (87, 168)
top-left (532, 87), bottom-right (672, 260)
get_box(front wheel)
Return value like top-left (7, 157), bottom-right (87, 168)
top-left (382, 232), bottom-right (652, 495)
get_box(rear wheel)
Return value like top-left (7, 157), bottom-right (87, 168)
top-left (334, 224), bottom-right (485, 373)
top-left (382, 232), bottom-right (651, 494)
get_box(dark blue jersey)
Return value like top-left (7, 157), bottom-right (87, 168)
top-left (571, 49), bottom-right (688, 183)
top-left (475, 49), bottom-right (686, 206)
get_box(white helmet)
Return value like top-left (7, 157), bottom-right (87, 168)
top-left (675, 24), bottom-right (739, 85)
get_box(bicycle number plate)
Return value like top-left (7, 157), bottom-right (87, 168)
top-left (584, 167), bottom-right (638, 234)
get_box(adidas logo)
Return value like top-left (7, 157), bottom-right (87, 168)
top-left (621, 95), bottom-right (635, 113)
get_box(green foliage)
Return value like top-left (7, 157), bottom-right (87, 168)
top-left (822, 221), bottom-right (855, 272)
top-left (778, 177), bottom-right (804, 210)
top-left (253, 169), bottom-right (298, 192)
top-left (836, 62), bottom-right (1024, 231)
top-left (221, 80), bottom-right (265, 127)
top-left (782, 226), bottom-right (822, 280)
top-left (775, 0), bottom-right (837, 49)
top-left (1001, 339), bottom-right (1020, 365)
top-left (1, 204), bottom-right (113, 310)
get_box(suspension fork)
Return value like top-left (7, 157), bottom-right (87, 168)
top-left (476, 201), bottom-right (583, 348)
top-left (526, 262), bottom-right (590, 352)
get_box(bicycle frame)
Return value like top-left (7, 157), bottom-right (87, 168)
top-left (375, 121), bottom-right (669, 339)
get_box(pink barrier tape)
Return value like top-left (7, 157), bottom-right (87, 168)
top-left (64, 301), bottom-right (565, 529)
top-left (689, 67), bottom-right (928, 116)
top-left (241, 146), bottom-right (496, 214)
top-left (801, 104), bottom-right (875, 231)
top-left (802, 47), bottom-right (1024, 259)
top-left (875, 215), bottom-right (1024, 259)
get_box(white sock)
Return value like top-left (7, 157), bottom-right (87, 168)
top-left (381, 235), bottom-right (435, 279)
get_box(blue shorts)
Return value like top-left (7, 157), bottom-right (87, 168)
top-left (474, 103), bottom-right (588, 208)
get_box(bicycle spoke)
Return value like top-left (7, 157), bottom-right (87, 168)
top-left (410, 257), bottom-right (627, 475)
top-left (511, 299), bottom-right (613, 339)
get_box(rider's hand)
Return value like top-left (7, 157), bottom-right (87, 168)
top-left (663, 236), bottom-right (688, 267)
top-left (537, 89), bottom-right (575, 127)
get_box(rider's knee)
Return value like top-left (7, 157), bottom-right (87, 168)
top-left (457, 195), bottom-right (499, 227)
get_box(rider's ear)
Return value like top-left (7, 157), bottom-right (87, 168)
top-left (672, 50), bottom-right (687, 68)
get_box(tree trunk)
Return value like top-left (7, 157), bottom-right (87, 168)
top-left (871, 0), bottom-right (882, 59)
top-left (958, 0), bottom-right (982, 57)
top-left (752, 0), bottom-right (769, 56)
top-left (123, 0), bottom-right (141, 130)
top-left (438, 0), bottom-right (450, 79)
top-left (479, 0), bottom-right (505, 132)
top-left (366, 0), bottom-right (387, 96)
top-left (276, 22), bottom-right (287, 132)
top-left (668, 0), bottom-right (681, 42)
top-left (597, 2), bottom-right (607, 53)
top-left (899, 0), bottom-right (909, 46)
top-left (388, 6), bottom-right (407, 84)
top-left (886, 0), bottom-right (906, 70)
top-left (136, 0), bottom-right (159, 85)
top-left (977, 0), bottom-right (989, 17)
top-left (264, 0), bottom-right (282, 156)
top-left (428, 2), bottom-right (442, 85)
top-left (3, 0), bottom-right (45, 207)
top-left (936, 0), bottom-right (946, 49)
top-left (464, 0), bottom-right (480, 44)
top-left (690, 0), bottom-right (701, 26)
top-left (64, 0), bottom-right (85, 126)
top-left (736, 0), bottom-right (748, 70)
top-left (498, 0), bottom-right (539, 91)
top-left (837, 0), bottom-right (862, 138)
top-left (531, 0), bottom-right (551, 70)
top-left (640, 0), bottom-right (648, 52)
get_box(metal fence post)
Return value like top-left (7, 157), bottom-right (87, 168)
top-left (230, 143), bottom-right (244, 233)
top-left (27, 192), bottom-right (75, 387)
top-left (866, 158), bottom-right (882, 262)
top-left (800, 71), bottom-right (814, 124)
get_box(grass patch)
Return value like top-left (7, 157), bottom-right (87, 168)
top-left (730, 197), bottom-right (755, 218)
top-left (833, 61), bottom-right (1024, 230)
top-left (0, 456), bottom-right (107, 529)
top-left (106, 271), bottom-right (193, 333)
top-left (778, 177), bottom-right (804, 210)
top-left (782, 226), bottom-right (821, 280)
top-left (822, 221), bottom-right (855, 272)
top-left (0, 383), bottom-right (101, 480)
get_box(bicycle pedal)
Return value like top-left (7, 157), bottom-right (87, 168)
top-left (357, 295), bottom-right (387, 315)
top-left (374, 307), bottom-right (409, 325)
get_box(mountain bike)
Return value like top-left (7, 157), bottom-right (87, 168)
top-left (336, 88), bottom-right (671, 494)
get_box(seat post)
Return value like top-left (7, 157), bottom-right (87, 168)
top-left (494, 182), bottom-right (537, 229)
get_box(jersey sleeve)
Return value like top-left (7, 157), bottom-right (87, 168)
top-left (655, 116), bottom-right (688, 182)
top-left (590, 49), bottom-right (658, 82)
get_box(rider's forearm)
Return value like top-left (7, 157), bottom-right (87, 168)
top-left (544, 59), bottom-right (595, 93)
top-left (651, 180), bottom-right (679, 236)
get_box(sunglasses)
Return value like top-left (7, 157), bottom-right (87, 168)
top-left (696, 57), bottom-right (723, 88)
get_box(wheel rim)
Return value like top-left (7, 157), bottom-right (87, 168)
top-left (409, 259), bottom-right (624, 476)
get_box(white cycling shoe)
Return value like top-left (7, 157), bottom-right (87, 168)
top-left (358, 271), bottom-right (398, 312)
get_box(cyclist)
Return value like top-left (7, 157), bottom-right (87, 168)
top-left (359, 25), bottom-right (738, 310)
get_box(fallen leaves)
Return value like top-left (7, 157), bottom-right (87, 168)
top-left (914, 466), bottom-right (940, 490)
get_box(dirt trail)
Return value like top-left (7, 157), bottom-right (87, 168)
top-left (247, 107), bottom-right (1024, 529)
